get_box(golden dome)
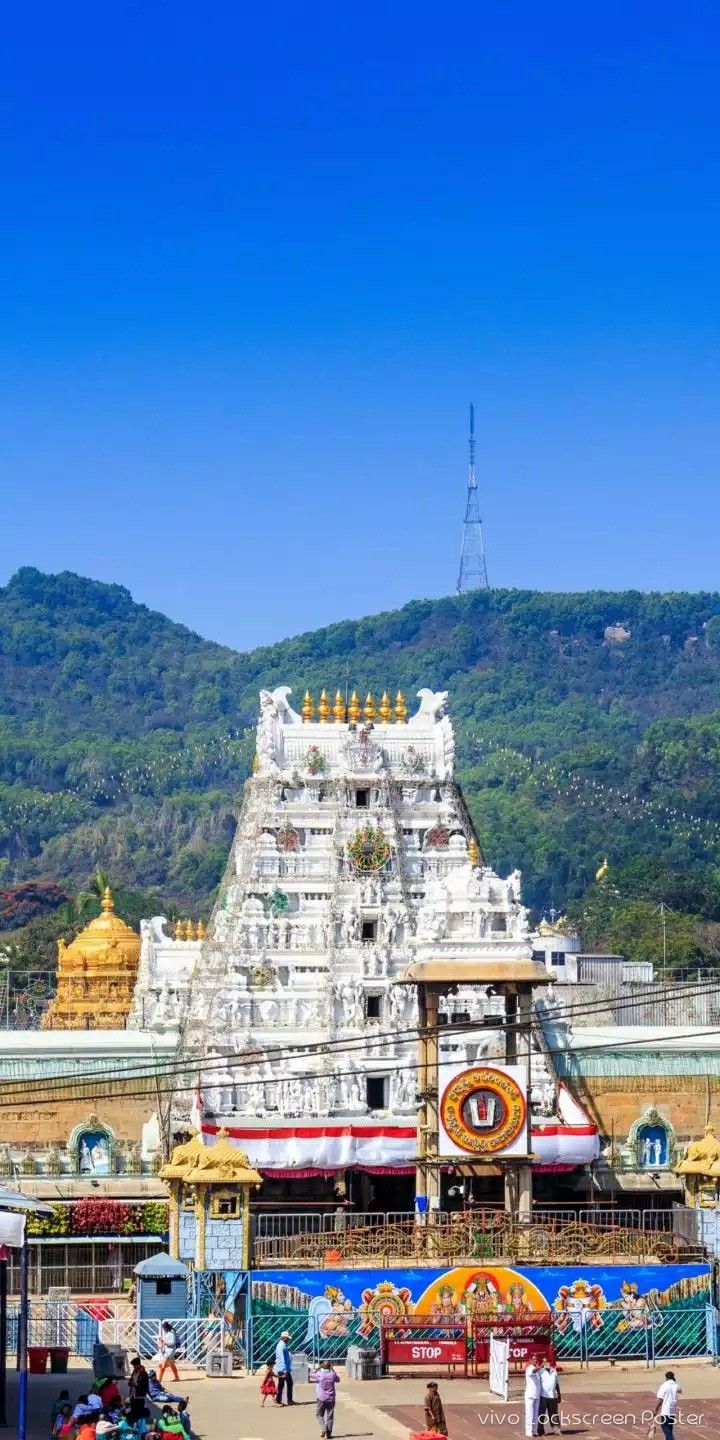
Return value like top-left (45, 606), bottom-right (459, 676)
top-left (61, 887), bottom-right (140, 969)
top-left (43, 886), bottom-right (141, 1030)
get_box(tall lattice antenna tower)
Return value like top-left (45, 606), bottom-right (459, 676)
top-left (456, 403), bottom-right (489, 593)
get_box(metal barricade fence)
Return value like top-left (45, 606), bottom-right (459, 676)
top-left (251, 1207), bottom-right (707, 1267)
top-left (99, 1314), bottom-right (233, 1367)
top-left (571, 1305), bottom-right (712, 1367)
top-left (578, 1209), bottom-right (641, 1229)
top-left (255, 1213), bottom-right (338, 1239)
top-left (11, 1303), bottom-right (235, 1368)
top-left (247, 1303), bottom-right (715, 1371)
top-left (647, 1307), bottom-right (713, 1365)
top-left (250, 1311), bottom-right (314, 1369)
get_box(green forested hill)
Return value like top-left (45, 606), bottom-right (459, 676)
top-left (3, 566), bottom-right (720, 963)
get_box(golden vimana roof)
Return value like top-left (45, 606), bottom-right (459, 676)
top-left (57, 886), bottom-right (140, 968)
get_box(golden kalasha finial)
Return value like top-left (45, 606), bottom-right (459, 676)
top-left (101, 886), bottom-right (114, 914)
top-left (467, 838), bottom-right (481, 867)
top-left (333, 689), bottom-right (346, 724)
top-left (318, 689), bottom-right (330, 723)
top-left (252, 752), bottom-right (260, 774)
top-left (302, 690), bottom-right (314, 723)
top-left (595, 856), bottom-right (609, 882)
top-left (196, 919), bottom-right (206, 940)
top-left (394, 690), bottom-right (407, 723)
top-left (363, 692), bottom-right (376, 722)
top-left (175, 919), bottom-right (187, 941)
top-left (379, 691), bottom-right (391, 723)
top-left (348, 690), bottom-right (361, 724)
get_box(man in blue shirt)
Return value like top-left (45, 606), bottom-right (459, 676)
top-left (274, 1330), bottom-right (294, 1406)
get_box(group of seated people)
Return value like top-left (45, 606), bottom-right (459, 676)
top-left (50, 1359), bottom-right (192, 1440)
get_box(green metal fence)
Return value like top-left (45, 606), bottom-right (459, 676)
top-left (247, 1302), bottom-right (718, 1371)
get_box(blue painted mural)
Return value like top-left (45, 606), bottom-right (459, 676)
top-left (250, 1264), bottom-right (711, 1362)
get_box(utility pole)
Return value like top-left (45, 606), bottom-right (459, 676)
top-left (457, 403), bottom-right (489, 594)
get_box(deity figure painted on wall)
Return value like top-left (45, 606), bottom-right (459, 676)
top-left (78, 1131), bottom-right (111, 1175)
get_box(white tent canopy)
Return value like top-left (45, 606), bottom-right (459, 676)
top-left (0, 1187), bottom-right (52, 1249)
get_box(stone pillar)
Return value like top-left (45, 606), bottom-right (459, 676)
top-left (518, 984), bottom-right (533, 1183)
top-left (504, 1166), bottom-right (517, 1215)
top-left (167, 1188), bottom-right (180, 1260)
top-left (195, 1188), bottom-right (207, 1270)
top-left (517, 1165), bottom-right (532, 1220)
top-left (242, 1195), bottom-right (252, 1270)
top-left (416, 984), bottom-right (441, 1212)
top-left (504, 990), bottom-right (518, 1064)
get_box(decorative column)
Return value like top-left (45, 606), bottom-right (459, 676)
top-left (167, 1188), bottom-right (180, 1260)
top-left (194, 1187), bottom-right (207, 1270)
top-left (516, 986), bottom-right (533, 1221)
top-left (415, 984), bottom-right (440, 1212)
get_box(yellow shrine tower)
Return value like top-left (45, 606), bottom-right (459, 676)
top-left (42, 886), bottom-right (141, 1030)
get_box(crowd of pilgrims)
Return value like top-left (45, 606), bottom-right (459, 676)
top-left (50, 1359), bottom-right (192, 1440)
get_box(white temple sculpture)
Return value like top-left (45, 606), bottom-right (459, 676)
top-left (139, 687), bottom-right (597, 1186)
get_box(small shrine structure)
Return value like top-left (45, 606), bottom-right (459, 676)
top-left (42, 887), bottom-right (141, 1030)
top-left (160, 1130), bottom-right (261, 1270)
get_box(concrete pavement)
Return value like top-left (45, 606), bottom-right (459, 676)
top-left (7, 1357), bottom-right (719, 1440)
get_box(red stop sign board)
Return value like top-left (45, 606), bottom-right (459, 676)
top-left (385, 1338), bottom-right (467, 1366)
top-left (475, 1337), bottom-right (552, 1366)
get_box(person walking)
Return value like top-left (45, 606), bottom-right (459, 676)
top-left (538, 1358), bottom-right (561, 1434)
top-left (424, 1381), bottom-right (448, 1437)
top-left (524, 1361), bottom-right (541, 1438)
top-left (310, 1359), bottom-right (340, 1438)
top-left (158, 1322), bottom-right (180, 1384)
top-left (653, 1371), bottom-right (682, 1440)
top-left (275, 1330), bottom-right (294, 1406)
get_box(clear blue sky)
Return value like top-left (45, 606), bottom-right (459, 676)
top-left (1, 2), bottom-right (718, 649)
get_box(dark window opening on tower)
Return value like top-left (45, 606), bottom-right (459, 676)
top-left (361, 920), bottom-right (377, 942)
top-left (366, 1075), bottom-right (388, 1110)
top-left (365, 993), bottom-right (382, 1020)
top-left (355, 789), bottom-right (370, 808)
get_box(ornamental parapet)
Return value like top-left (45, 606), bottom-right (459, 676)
top-left (251, 1210), bottom-right (707, 1269)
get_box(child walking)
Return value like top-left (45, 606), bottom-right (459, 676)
top-left (261, 1360), bottom-right (277, 1406)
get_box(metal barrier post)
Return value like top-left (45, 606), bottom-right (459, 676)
top-left (0, 1256), bottom-right (7, 1428)
top-left (17, 1241), bottom-right (28, 1440)
top-left (645, 1314), bottom-right (653, 1369)
top-left (704, 1305), bottom-right (716, 1363)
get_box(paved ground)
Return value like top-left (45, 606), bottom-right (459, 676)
top-left (7, 1358), bottom-right (719, 1440)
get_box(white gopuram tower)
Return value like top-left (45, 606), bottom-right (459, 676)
top-left (163, 686), bottom-right (596, 1203)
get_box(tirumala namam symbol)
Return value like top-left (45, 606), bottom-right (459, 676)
top-left (466, 1092), bottom-right (498, 1129)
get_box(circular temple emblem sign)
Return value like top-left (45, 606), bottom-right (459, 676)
top-left (440, 1065), bottom-right (527, 1156)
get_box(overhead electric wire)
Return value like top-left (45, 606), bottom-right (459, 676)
top-left (2, 983), bottom-right (719, 1112)
top-left (2, 972), bottom-right (720, 1099)
top-left (1, 1019), bottom-right (718, 1114)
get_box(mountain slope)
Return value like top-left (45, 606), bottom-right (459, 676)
top-left (2, 567), bottom-right (720, 925)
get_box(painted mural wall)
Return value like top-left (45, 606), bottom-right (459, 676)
top-left (251, 1264), bottom-right (712, 1361)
